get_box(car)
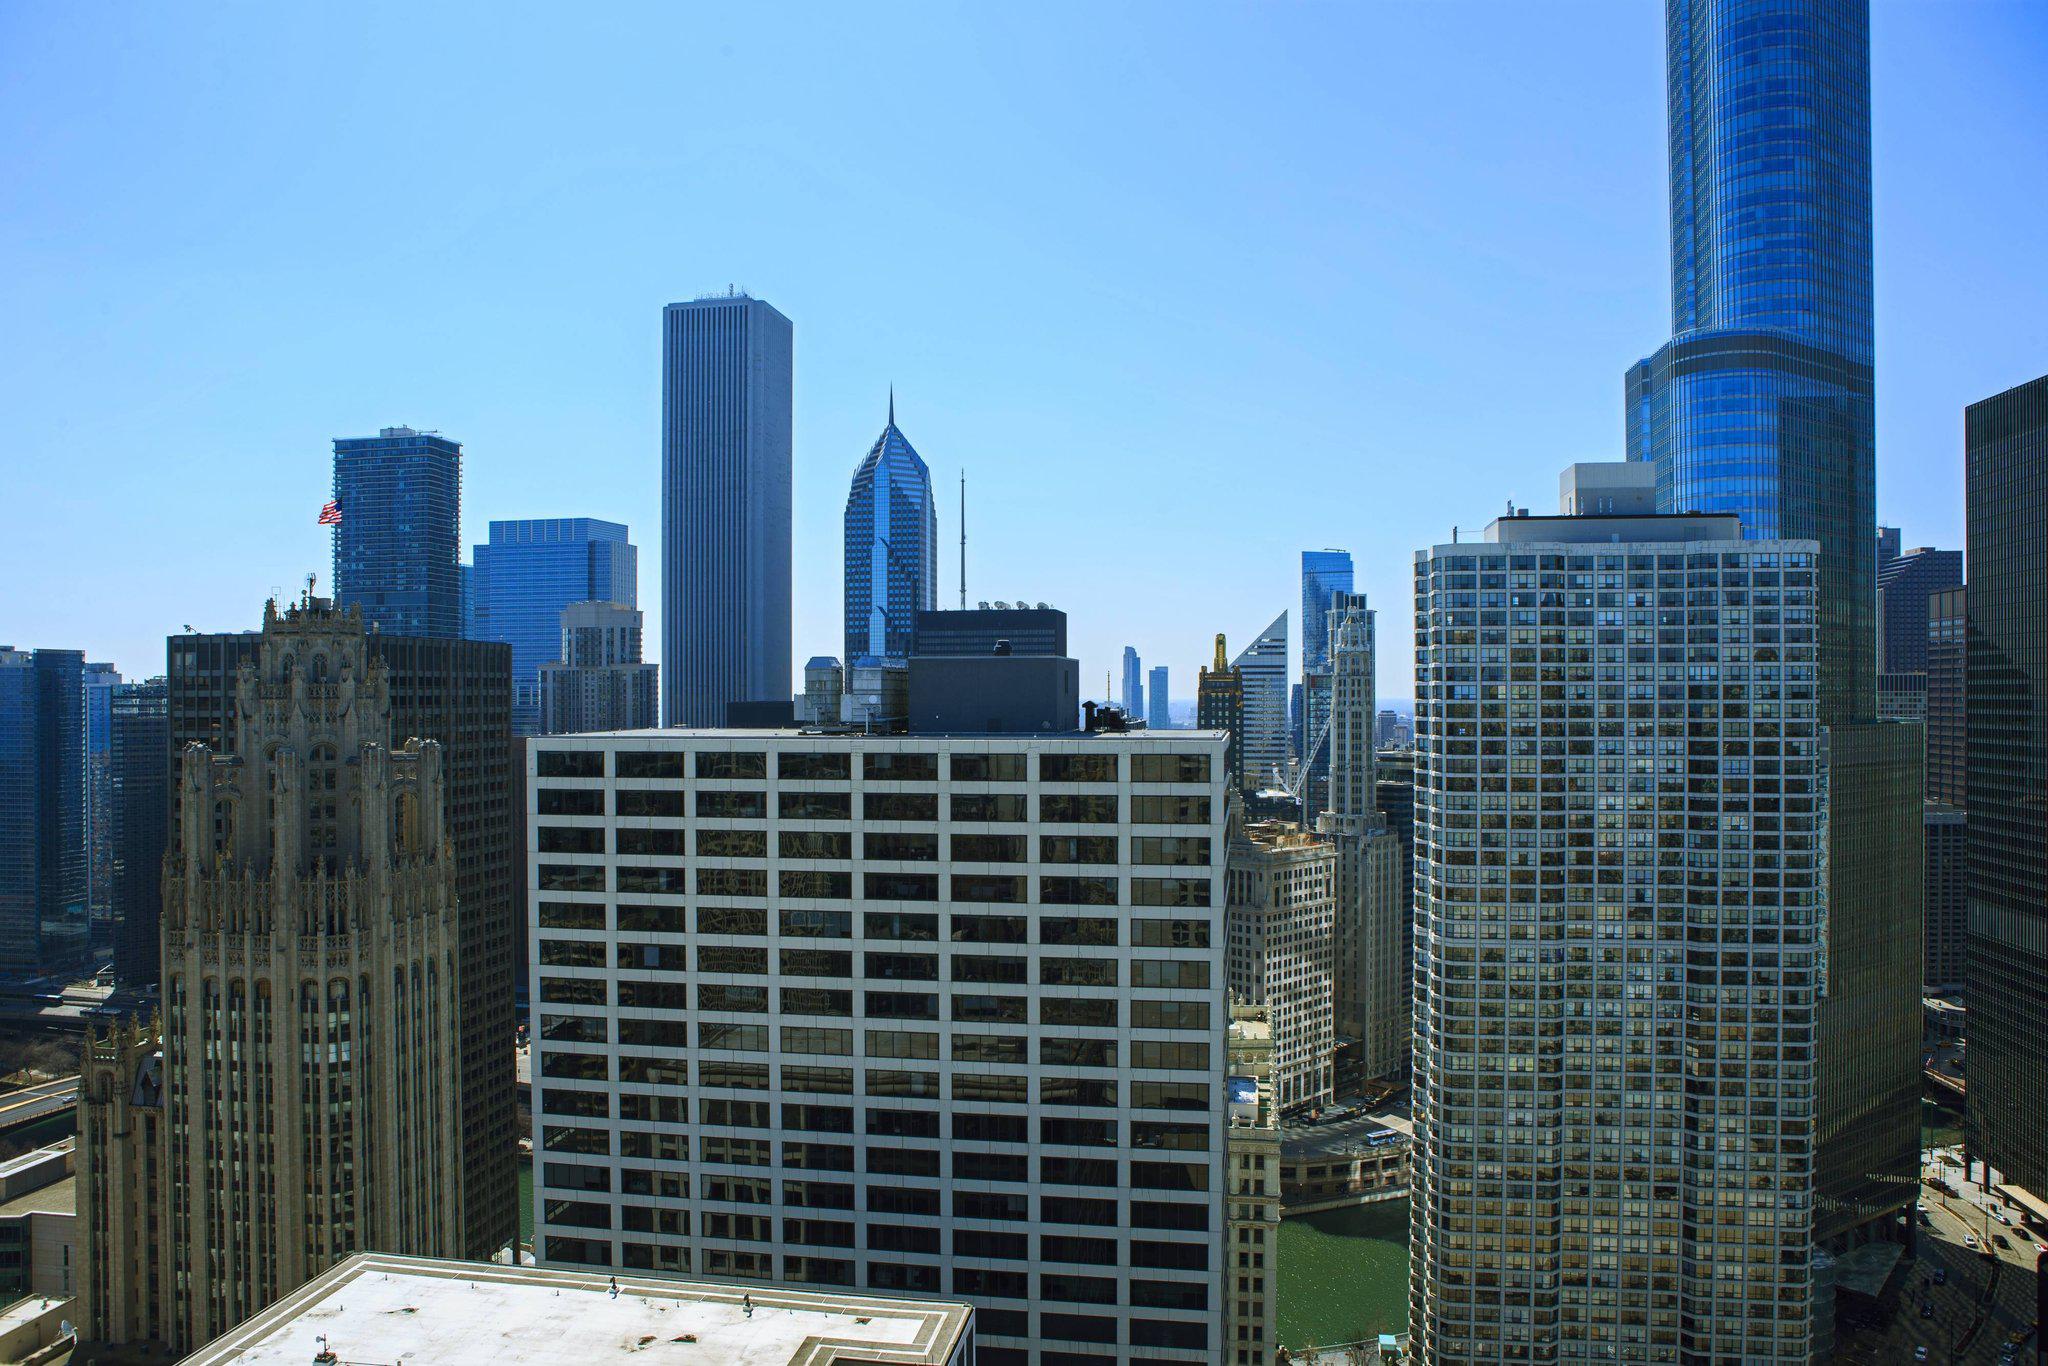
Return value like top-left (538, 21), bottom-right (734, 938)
top-left (1920, 1301), bottom-right (1936, 1319)
top-left (1915, 1348), bottom-right (1929, 1362)
top-left (1933, 1267), bottom-right (1948, 1285)
top-left (1966, 1233), bottom-right (1979, 1249)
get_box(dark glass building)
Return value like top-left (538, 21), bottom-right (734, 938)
top-left (1876, 546), bottom-right (1962, 675)
top-left (169, 607), bottom-right (516, 1257)
top-left (108, 678), bottom-right (168, 990)
top-left (332, 426), bottom-right (464, 639)
top-left (1927, 586), bottom-right (1968, 806)
top-left (469, 518), bottom-right (637, 735)
top-left (1963, 374), bottom-right (2048, 1193)
top-left (0, 648), bottom-right (86, 978)
top-left (910, 606), bottom-right (1066, 658)
top-left (843, 399), bottom-right (936, 666)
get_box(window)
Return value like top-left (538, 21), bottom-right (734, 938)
top-left (697, 906), bottom-right (765, 935)
top-left (953, 1072), bottom-right (1029, 1103)
top-left (540, 1014), bottom-right (606, 1043)
top-left (951, 914), bottom-right (1026, 944)
top-left (782, 1027), bottom-right (853, 1056)
top-left (698, 1022), bottom-right (768, 1052)
top-left (952, 793), bottom-right (1027, 822)
top-left (781, 870), bottom-right (851, 898)
top-left (956, 1189), bottom-right (1030, 1220)
top-left (952, 994), bottom-right (1026, 1024)
top-left (783, 1143), bottom-right (855, 1172)
top-left (541, 1051), bottom-right (607, 1080)
top-left (1131, 918), bottom-right (1210, 948)
top-left (1040, 795), bottom-right (1117, 824)
top-left (952, 1034), bottom-right (1027, 1065)
top-left (701, 1098), bottom-right (771, 1127)
top-left (865, 832), bottom-right (938, 861)
top-left (617, 867), bottom-right (686, 895)
top-left (697, 868), bottom-right (767, 897)
top-left (954, 1151), bottom-right (1030, 1183)
top-left (1131, 836), bottom-right (1209, 867)
top-left (779, 830), bottom-right (849, 860)
top-left (952, 833), bottom-right (1026, 862)
top-left (1040, 1157), bottom-right (1118, 1187)
top-left (616, 789), bottom-right (684, 818)
top-left (616, 751), bottom-right (686, 780)
top-left (951, 752), bottom-right (1026, 781)
top-left (782, 1103), bottom-right (853, 1134)
top-left (867, 1109), bottom-right (939, 1139)
top-left (543, 1125), bottom-right (610, 1154)
top-left (1041, 998), bottom-right (1117, 1028)
top-left (539, 977), bottom-right (605, 1006)
top-left (698, 829), bottom-right (766, 858)
top-left (1041, 876), bottom-right (1118, 906)
top-left (865, 1069), bottom-right (939, 1098)
top-left (1041, 1038), bottom-right (1117, 1068)
top-left (952, 955), bottom-right (1027, 984)
top-left (538, 902), bottom-right (604, 930)
top-left (952, 874), bottom-right (1025, 903)
top-left (781, 987), bottom-right (851, 1017)
top-left (619, 1057), bottom-right (688, 1086)
top-left (698, 946), bottom-right (767, 974)
top-left (780, 791), bottom-right (851, 820)
top-left (1042, 1196), bottom-right (1117, 1226)
top-left (864, 872), bottom-right (939, 901)
top-left (864, 952), bottom-right (936, 981)
top-left (1040, 1234), bottom-right (1118, 1265)
top-left (1041, 834), bottom-right (1118, 864)
top-left (696, 751), bottom-right (766, 779)
top-left (1041, 917), bottom-right (1116, 946)
top-left (781, 948), bottom-right (851, 977)
top-left (862, 910), bottom-right (936, 940)
top-left (1041, 754), bottom-right (1117, 783)
top-left (1132, 959), bottom-right (1208, 989)
top-left (780, 751), bottom-right (851, 780)
top-left (865, 1029), bottom-right (938, 1060)
top-left (865, 792), bottom-right (937, 821)
top-left (695, 984), bottom-right (764, 1012)
top-left (537, 750), bottom-right (602, 779)
top-left (1132, 1121), bottom-right (1209, 1151)
top-left (1040, 958), bottom-right (1117, 988)
top-left (953, 1228), bottom-right (1028, 1259)
top-left (1041, 1077), bottom-right (1117, 1107)
top-left (1132, 794), bottom-right (1209, 824)
top-left (1131, 1160), bottom-right (1208, 1191)
top-left (1131, 1000), bottom-right (1208, 1030)
top-left (1131, 877), bottom-right (1210, 907)
top-left (619, 1018), bottom-right (688, 1049)
top-left (539, 940), bottom-right (607, 969)
top-left (1132, 753), bottom-right (1209, 783)
top-left (696, 790), bottom-right (766, 819)
top-left (1129, 1041), bottom-right (1210, 1070)
top-left (698, 1061), bottom-right (769, 1089)
top-left (866, 991), bottom-right (937, 1020)
top-left (780, 908), bottom-right (851, 938)
top-left (955, 1267), bottom-right (1030, 1299)
top-left (616, 828), bottom-right (683, 856)
top-left (953, 1111), bottom-right (1028, 1142)
top-left (538, 789), bottom-right (602, 816)
top-left (783, 1180), bottom-right (855, 1209)
top-left (538, 864), bottom-right (604, 893)
top-left (1131, 1199), bottom-right (1208, 1230)
top-left (782, 1065), bottom-right (852, 1095)
top-left (864, 752), bottom-right (936, 781)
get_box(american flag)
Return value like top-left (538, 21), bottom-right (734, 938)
top-left (317, 498), bottom-right (342, 526)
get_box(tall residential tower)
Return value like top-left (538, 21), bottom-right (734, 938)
top-left (332, 427), bottom-right (464, 639)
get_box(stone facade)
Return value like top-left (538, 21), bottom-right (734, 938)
top-left (1224, 1003), bottom-right (1280, 1366)
top-left (1226, 824), bottom-right (1335, 1114)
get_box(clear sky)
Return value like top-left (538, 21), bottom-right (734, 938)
top-left (5, 3), bottom-right (2045, 703)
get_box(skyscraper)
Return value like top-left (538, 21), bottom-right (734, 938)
top-left (1411, 479), bottom-right (1825, 1362)
top-left (1963, 373), bottom-right (2048, 1194)
top-left (108, 678), bottom-right (168, 991)
top-left (1926, 585), bottom-right (1968, 805)
top-left (332, 426), bottom-right (463, 638)
top-left (1876, 546), bottom-right (1962, 675)
top-left (169, 607), bottom-right (515, 1262)
top-left (82, 660), bottom-right (121, 954)
top-left (1626, 0), bottom-right (1875, 726)
top-left (470, 518), bottom-right (637, 734)
top-left (1875, 524), bottom-right (1901, 574)
top-left (82, 595), bottom-right (467, 1352)
top-left (843, 396), bottom-right (936, 665)
top-left (538, 601), bottom-right (658, 734)
top-left (661, 293), bottom-right (792, 727)
top-left (1232, 614), bottom-right (1287, 792)
top-left (0, 647), bottom-right (86, 978)
top-left (1146, 665), bottom-right (1169, 730)
top-left (1226, 822), bottom-right (1335, 1113)
top-left (1197, 634), bottom-right (1245, 794)
top-left (1300, 549), bottom-right (1353, 676)
top-left (1120, 645), bottom-right (1144, 718)
top-left (1624, 0), bottom-right (1919, 1251)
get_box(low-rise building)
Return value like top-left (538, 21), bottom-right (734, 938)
top-left (0, 1142), bottom-right (76, 1302)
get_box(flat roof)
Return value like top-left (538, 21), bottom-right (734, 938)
top-left (181, 1253), bottom-right (972, 1366)
top-left (535, 727), bottom-right (1229, 743)
top-left (0, 1174), bottom-right (73, 1219)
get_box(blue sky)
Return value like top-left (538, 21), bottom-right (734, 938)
top-left (5, 3), bottom-right (2045, 702)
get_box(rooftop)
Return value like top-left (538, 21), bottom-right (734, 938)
top-left (181, 1254), bottom-right (972, 1366)
top-left (0, 1174), bottom-right (74, 1219)
top-left (535, 727), bottom-right (1228, 744)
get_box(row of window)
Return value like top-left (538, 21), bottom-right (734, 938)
top-left (537, 822), bottom-right (1215, 868)
top-left (538, 749), bottom-right (1212, 784)
top-left (539, 1145), bottom-right (1214, 1190)
top-left (539, 903), bottom-right (1212, 946)
top-left (535, 866), bottom-right (1215, 905)
top-left (541, 1067), bottom-right (1197, 1115)
top-left (539, 790), bottom-right (1214, 825)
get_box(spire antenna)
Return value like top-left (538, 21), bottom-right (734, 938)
top-left (959, 469), bottom-right (967, 610)
top-left (888, 385), bottom-right (895, 429)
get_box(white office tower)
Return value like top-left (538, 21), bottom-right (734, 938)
top-left (1409, 466), bottom-right (1824, 1364)
top-left (1231, 613), bottom-right (1288, 792)
top-left (1225, 822), bottom-right (1335, 1113)
top-left (528, 727), bottom-right (1232, 1366)
top-left (1315, 592), bottom-right (1405, 1079)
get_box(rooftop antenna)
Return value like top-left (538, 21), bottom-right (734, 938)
top-left (958, 469), bottom-right (967, 610)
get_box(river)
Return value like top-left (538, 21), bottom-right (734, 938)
top-left (1277, 1199), bottom-right (1410, 1352)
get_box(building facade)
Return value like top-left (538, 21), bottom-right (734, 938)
top-left (1196, 635), bottom-right (1245, 796)
top-left (1121, 647), bottom-right (1144, 720)
top-left (1300, 550), bottom-right (1353, 677)
top-left (1225, 824), bottom-right (1334, 1114)
top-left (470, 518), bottom-right (637, 735)
top-left (912, 607), bottom-right (1066, 659)
top-left (1231, 615), bottom-right (1287, 794)
top-left (0, 647), bottom-right (86, 979)
top-left (1147, 666), bottom-right (1169, 731)
top-left (332, 426), bottom-right (463, 639)
top-left (81, 595), bottom-right (468, 1352)
top-left (1926, 586), bottom-right (1967, 806)
top-left (1924, 804), bottom-right (1966, 991)
top-left (539, 601), bottom-right (659, 735)
top-left (844, 402), bottom-right (937, 666)
top-left (1963, 373), bottom-right (2048, 1194)
top-left (78, 1019), bottom-right (164, 1348)
top-left (527, 728), bottom-right (1232, 1366)
top-left (168, 610), bottom-right (515, 1263)
top-left (662, 294), bottom-right (793, 727)
top-left (109, 678), bottom-right (169, 990)
top-left (83, 661), bottom-right (121, 954)
top-left (1410, 500), bottom-right (1825, 1363)
top-left (1875, 545), bottom-right (1961, 676)
top-left (1223, 1004), bottom-right (1279, 1366)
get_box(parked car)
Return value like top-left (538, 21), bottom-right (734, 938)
top-left (1933, 1266), bottom-right (1948, 1285)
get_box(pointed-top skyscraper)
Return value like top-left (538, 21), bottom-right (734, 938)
top-left (843, 392), bottom-right (937, 665)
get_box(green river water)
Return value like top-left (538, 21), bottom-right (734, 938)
top-left (1276, 1199), bottom-right (1411, 1351)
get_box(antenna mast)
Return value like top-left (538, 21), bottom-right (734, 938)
top-left (959, 470), bottom-right (967, 610)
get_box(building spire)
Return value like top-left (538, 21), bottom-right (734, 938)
top-left (888, 385), bottom-right (895, 430)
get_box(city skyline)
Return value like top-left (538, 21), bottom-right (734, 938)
top-left (8, 5), bottom-right (2042, 702)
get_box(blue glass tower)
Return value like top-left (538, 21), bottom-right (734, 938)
top-left (332, 426), bottom-right (464, 639)
top-left (109, 676), bottom-right (168, 990)
top-left (470, 518), bottom-right (637, 734)
top-left (0, 647), bottom-right (85, 978)
top-left (1301, 550), bottom-right (1354, 675)
top-left (842, 393), bottom-right (936, 665)
top-left (1627, 0), bottom-right (1875, 724)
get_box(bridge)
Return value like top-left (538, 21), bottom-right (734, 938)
top-left (0, 1077), bottom-right (78, 1136)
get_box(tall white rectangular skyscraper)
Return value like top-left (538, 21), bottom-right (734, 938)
top-left (661, 294), bottom-right (793, 727)
top-left (1409, 471), bottom-right (1824, 1363)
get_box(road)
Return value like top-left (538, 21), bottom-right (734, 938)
top-left (0, 1076), bottom-right (79, 1134)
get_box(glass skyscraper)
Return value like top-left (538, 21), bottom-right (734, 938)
top-left (470, 518), bottom-right (637, 734)
top-left (109, 676), bottom-right (168, 990)
top-left (0, 647), bottom-right (85, 978)
top-left (333, 426), bottom-right (464, 639)
top-left (1233, 613), bottom-right (1288, 792)
top-left (1146, 664), bottom-right (1169, 730)
top-left (662, 295), bottom-right (793, 727)
top-left (1626, 0), bottom-right (1875, 726)
top-left (842, 399), bottom-right (935, 665)
top-left (1300, 549), bottom-right (1353, 676)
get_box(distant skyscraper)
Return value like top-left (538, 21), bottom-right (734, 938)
top-left (1875, 544), bottom-right (1961, 675)
top-left (1300, 550), bottom-right (1353, 676)
top-left (1876, 524), bottom-right (1901, 573)
top-left (661, 294), bottom-right (792, 727)
top-left (1923, 804), bottom-right (1965, 991)
top-left (1963, 373), bottom-right (2048, 1194)
top-left (1120, 646), bottom-right (1144, 718)
top-left (1147, 665), bottom-right (1169, 730)
top-left (1412, 480), bottom-right (1826, 1363)
top-left (539, 601), bottom-right (658, 734)
top-left (1233, 614), bottom-right (1287, 791)
top-left (843, 396), bottom-right (936, 665)
top-left (0, 647), bottom-right (86, 978)
top-left (81, 660), bottom-right (121, 953)
top-left (470, 518), bottom-right (636, 734)
top-left (332, 426), bottom-right (463, 638)
top-left (108, 678), bottom-right (167, 991)
top-left (1926, 586), bottom-right (1967, 805)
top-left (1197, 633), bottom-right (1245, 794)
